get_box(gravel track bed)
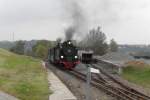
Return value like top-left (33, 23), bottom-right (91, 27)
top-left (47, 63), bottom-right (114, 100)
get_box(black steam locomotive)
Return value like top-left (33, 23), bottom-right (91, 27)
top-left (48, 40), bottom-right (79, 69)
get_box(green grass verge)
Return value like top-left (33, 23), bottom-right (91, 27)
top-left (122, 65), bottom-right (150, 88)
top-left (0, 48), bottom-right (50, 100)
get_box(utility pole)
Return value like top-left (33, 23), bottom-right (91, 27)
top-left (86, 64), bottom-right (91, 100)
top-left (12, 32), bottom-right (15, 42)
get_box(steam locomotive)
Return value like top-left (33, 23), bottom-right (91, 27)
top-left (48, 40), bottom-right (79, 69)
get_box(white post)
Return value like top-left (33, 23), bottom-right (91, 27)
top-left (86, 64), bottom-right (91, 100)
top-left (118, 67), bottom-right (122, 75)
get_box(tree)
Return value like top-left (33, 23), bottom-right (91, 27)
top-left (34, 44), bottom-right (47, 59)
top-left (10, 40), bottom-right (25, 54)
top-left (32, 40), bottom-right (52, 59)
top-left (80, 26), bottom-right (108, 55)
top-left (110, 39), bottom-right (118, 52)
top-left (10, 40), bottom-right (53, 59)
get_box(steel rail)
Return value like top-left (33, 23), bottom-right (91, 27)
top-left (92, 63), bottom-right (150, 100)
top-left (68, 70), bottom-right (136, 100)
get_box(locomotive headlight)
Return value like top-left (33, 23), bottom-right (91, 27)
top-left (75, 56), bottom-right (78, 59)
top-left (61, 56), bottom-right (64, 59)
top-left (68, 42), bottom-right (71, 44)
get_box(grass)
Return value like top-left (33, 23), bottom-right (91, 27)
top-left (0, 48), bottom-right (50, 100)
top-left (122, 62), bottom-right (150, 88)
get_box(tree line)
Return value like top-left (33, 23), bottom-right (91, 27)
top-left (10, 26), bottom-right (118, 59)
top-left (10, 40), bottom-right (55, 59)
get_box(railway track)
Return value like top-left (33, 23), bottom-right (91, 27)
top-left (68, 68), bottom-right (138, 100)
top-left (91, 63), bottom-right (150, 100)
top-left (46, 61), bottom-right (150, 100)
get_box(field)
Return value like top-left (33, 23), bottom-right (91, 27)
top-left (122, 61), bottom-right (150, 88)
top-left (0, 48), bottom-right (50, 100)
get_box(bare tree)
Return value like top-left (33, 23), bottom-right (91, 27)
top-left (80, 26), bottom-right (108, 55)
top-left (110, 39), bottom-right (118, 52)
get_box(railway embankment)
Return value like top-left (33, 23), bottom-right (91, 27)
top-left (0, 48), bottom-right (49, 100)
top-left (121, 61), bottom-right (150, 95)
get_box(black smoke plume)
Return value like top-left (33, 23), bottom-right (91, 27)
top-left (64, 0), bottom-right (87, 40)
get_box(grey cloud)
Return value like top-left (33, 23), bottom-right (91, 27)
top-left (0, 0), bottom-right (150, 44)
top-left (61, 0), bottom-right (88, 40)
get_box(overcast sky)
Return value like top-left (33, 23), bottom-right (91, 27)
top-left (0, 0), bottom-right (150, 44)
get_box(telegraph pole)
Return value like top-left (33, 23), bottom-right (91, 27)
top-left (12, 32), bottom-right (15, 41)
top-left (86, 64), bottom-right (91, 100)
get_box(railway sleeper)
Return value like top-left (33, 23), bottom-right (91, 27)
top-left (70, 70), bottom-right (135, 100)
top-left (92, 64), bottom-right (150, 100)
